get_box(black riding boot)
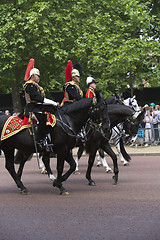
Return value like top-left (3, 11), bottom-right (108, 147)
top-left (35, 113), bottom-right (51, 151)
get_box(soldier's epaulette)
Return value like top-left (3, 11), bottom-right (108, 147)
top-left (23, 80), bottom-right (37, 89)
top-left (65, 81), bottom-right (79, 88)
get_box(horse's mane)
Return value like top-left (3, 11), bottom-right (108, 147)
top-left (108, 104), bottom-right (134, 116)
top-left (105, 96), bottom-right (117, 104)
top-left (61, 98), bottom-right (93, 114)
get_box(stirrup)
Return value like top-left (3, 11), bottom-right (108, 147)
top-left (76, 133), bottom-right (86, 143)
top-left (37, 140), bottom-right (53, 152)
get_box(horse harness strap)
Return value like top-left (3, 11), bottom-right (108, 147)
top-left (56, 108), bottom-right (77, 138)
top-left (56, 108), bottom-right (108, 140)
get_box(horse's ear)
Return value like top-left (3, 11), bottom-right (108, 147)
top-left (119, 93), bottom-right (124, 101)
top-left (133, 95), bottom-right (136, 99)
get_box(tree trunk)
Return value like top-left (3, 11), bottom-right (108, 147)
top-left (130, 83), bottom-right (134, 97)
top-left (12, 71), bottom-right (22, 112)
top-left (129, 72), bottom-right (134, 97)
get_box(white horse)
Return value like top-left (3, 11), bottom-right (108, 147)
top-left (96, 96), bottom-right (141, 172)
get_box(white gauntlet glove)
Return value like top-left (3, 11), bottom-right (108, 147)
top-left (43, 98), bottom-right (57, 106)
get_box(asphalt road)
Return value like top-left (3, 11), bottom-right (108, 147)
top-left (0, 155), bottom-right (160, 240)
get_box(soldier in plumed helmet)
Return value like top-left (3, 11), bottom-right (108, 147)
top-left (23, 59), bottom-right (58, 150)
top-left (61, 60), bottom-right (83, 105)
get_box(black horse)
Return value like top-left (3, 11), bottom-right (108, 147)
top-left (17, 104), bottom-right (144, 187)
top-left (0, 94), bottom-right (109, 194)
top-left (73, 104), bottom-right (145, 186)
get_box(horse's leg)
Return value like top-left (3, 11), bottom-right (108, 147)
top-left (53, 151), bottom-right (67, 195)
top-left (17, 160), bottom-right (26, 180)
top-left (4, 148), bottom-right (29, 194)
top-left (42, 152), bottom-right (56, 181)
top-left (96, 150), bottom-right (103, 167)
top-left (16, 152), bottom-right (32, 180)
top-left (115, 142), bottom-right (129, 166)
top-left (39, 153), bottom-right (47, 174)
top-left (101, 142), bottom-right (119, 185)
top-left (61, 151), bottom-right (76, 182)
top-left (98, 149), bottom-right (113, 173)
top-left (119, 138), bottom-right (131, 162)
top-left (86, 151), bottom-right (97, 186)
top-left (75, 145), bottom-right (84, 174)
top-left (53, 150), bottom-right (76, 195)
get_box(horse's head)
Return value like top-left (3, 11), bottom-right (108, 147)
top-left (123, 109), bottom-right (145, 138)
top-left (89, 92), bottom-right (110, 139)
top-left (123, 96), bottom-right (140, 112)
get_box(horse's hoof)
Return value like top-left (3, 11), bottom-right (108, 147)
top-left (60, 191), bottom-right (69, 195)
top-left (124, 163), bottom-right (129, 166)
top-left (49, 174), bottom-right (56, 181)
top-left (74, 170), bottom-right (80, 175)
top-left (41, 169), bottom-right (47, 174)
top-left (106, 169), bottom-right (113, 173)
top-left (88, 181), bottom-right (96, 186)
top-left (53, 179), bottom-right (62, 188)
top-left (60, 186), bottom-right (69, 195)
top-left (112, 176), bottom-right (118, 185)
top-left (21, 188), bottom-right (29, 195)
top-left (97, 163), bottom-right (102, 167)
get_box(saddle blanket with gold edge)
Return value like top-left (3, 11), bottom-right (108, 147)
top-left (1, 113), bottom-right (56, 141)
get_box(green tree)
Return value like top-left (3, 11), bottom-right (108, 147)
top-left (0, 0), bottom-right (69, 109)
top-left (0, 0), bottom-right (159, 111)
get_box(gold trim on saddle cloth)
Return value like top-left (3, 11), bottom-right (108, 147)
top-left (1, 113), bottom-right (56, 141)
top-left (1, 116), bottom-right (31, 141)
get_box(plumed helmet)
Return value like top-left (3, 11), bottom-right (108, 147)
top-left (73, 63), bottom-right (82, 76)
top-left (24, 58), bottom-right (35, 81)
top-left (71, 69), bottom-right (80, 78)
top-left (65, 60), bottom-right (73, 83)
top-left (30, 68), bottom-right (40, 78)
top-left (86, 76), bottom-right (98, 86)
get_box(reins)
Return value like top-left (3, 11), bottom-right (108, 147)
top-left (56, 106), bottom-right (107, 139)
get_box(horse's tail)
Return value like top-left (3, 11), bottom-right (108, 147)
top-left (120, 138), bottom-right (131, 161)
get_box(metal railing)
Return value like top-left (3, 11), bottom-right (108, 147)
top-left (128, 127), bottom-right (160, 147)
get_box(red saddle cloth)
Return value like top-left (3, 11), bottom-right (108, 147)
top-left (1, 113), bottom-right (56, 141)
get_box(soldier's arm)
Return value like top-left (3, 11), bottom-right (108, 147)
top-left (25, 83), bottom-right (44, 103)
top-left (66, 85), bottom-right (82, 101)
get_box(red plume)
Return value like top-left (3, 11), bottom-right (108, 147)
top-left (65, 60), bottom-right (73, 83)
top-left (24, 58), bottom-right (35, 81)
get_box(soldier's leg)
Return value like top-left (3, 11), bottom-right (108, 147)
top-left (35, 113), bottom-right (48, 149)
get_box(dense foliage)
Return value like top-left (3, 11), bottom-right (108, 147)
top-left (0, 0), bottom-right (159, 108)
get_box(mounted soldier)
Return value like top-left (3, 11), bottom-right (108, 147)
top-left (85, 75), bottom-right (110, 133)
top-left (85, 76), bottom-right (98, 98)
top-left (61, 60), bottom-right (83, 106)
top-left (23, 59), bottom-right (58, 151)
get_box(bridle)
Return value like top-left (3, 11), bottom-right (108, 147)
top-left (55, 102), bottom-right (109, 139)
top-left (123, 114), bottom-right (138, 136)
